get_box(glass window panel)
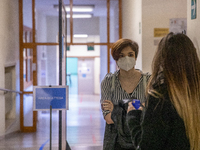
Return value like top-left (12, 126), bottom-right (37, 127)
top-left (66, 57), bottom-right (78, 92)
top-left (110, 48), bottom-right (117, 73)
top-left (35, 0), bottom-right (68, 43)
top-left (37, 46), bottom-right (59, 86)
top-left (35, 0), bottom-right (59, 43)
top-left (23, 0), bottom-right (32, 43)
top-left (110, 0), bottom-right (119, 43)
top-left (100, 45), bottom-right (108, 83)
top-left (64, 0), bottom-right (71, 43)
top-left (72, 0), bottom-right (107, 43)
top-left (23, 94), bottom-right (33, 126)
top-left (66, 19), bottom-right (71, 43)
top-left (23, 48), bottom-right (33, 91)
top-left (61, 3), bottom-right (68, 44)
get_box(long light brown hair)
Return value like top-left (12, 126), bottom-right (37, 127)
top-left (147, 32), bottom-right (200, 150)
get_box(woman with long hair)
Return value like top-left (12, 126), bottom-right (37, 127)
top-left (127, 32), bottom-right (200, 150)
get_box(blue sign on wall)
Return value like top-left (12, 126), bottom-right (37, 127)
top-left (33, 86), bottom-right (68, 110)
top-left (191, 0), bottom-right (197, 19)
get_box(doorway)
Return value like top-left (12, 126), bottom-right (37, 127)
top-left (78, 58), bottom-right (94, 95)
top-left (5, 66), bottom-right (17, 131)
top-left (19, 1), bottom-right (122, 148)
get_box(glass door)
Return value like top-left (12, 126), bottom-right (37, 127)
top-left (19, 0), bottom-right (122, 135)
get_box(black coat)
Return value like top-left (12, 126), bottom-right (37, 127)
top-left (103, 104), bottom-right (135, 150)
top-left (126, 85), bottom-right (190, 150)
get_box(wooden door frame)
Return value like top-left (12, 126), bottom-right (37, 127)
top-left (19, 0), bottom-right (37, 132)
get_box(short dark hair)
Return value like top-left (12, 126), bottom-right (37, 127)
top-left (111, 38), bottom-right (139, 61)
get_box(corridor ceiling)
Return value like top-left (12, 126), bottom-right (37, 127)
top-left (35, 0), bottom-right (118, 17)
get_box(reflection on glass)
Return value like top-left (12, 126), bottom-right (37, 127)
top-left (35, 0), bottom-right (59, 43)
top-left (37, 46), bottom-right (59, 86)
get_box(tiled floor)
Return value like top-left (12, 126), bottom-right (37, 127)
top-left (67, 94), bottom-right (105, 150)
top-left (0, 74), bottom-right (105, 150)
top-left (0, 94), bottom-right (105, 150)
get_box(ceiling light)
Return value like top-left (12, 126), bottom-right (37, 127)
top-left (65, 6), bottom-right (94, 12)
top-left (73, 34), bottom-right (88, 38)
top-left (66, 14), bottom-right (92, 18)
top-left (54, 5), bottom-right (94, 13)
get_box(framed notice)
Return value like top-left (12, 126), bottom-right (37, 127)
top-left (33, 86), bottom-right (68, 110)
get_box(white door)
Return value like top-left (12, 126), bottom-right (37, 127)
top-left (78, 58), bottom-right (94, 94)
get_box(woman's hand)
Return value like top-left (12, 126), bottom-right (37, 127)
top-left (104, 113), bottom-right (114, 124)
top-left (127, 102), bottom-right (136, 113)
top-left (102, 100), bottom-right (114, 112)
top-left (101, 100), bottom-right (114, 124)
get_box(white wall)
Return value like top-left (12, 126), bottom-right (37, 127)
top-left (122, 0), bottom-right (187, 74)
top-left (187, 0), bottom-right (200, 58)
top-left (0, 0), bottom-right (19, 136)
top-left (142, 0), bottom-right (187, 73)
top-left (122, 0), bottom-right (142, 71)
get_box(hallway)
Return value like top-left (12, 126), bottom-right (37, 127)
top-left (0, 84), bottom-right (105, 150)
top-left (67, 94), bottom-right (104, 150)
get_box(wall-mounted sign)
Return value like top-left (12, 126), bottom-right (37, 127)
top-left (154, 28), bottom-right (169, 37)
top-left (191, 0), bottom-right (197, 19)
top-left (169, 18), bottom-right (187, 34)
top-left (33, 86), bottom-right (68, 110)
top-left (87, 45), bottom-right (94, 51)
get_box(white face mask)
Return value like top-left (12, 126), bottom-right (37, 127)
top-left (117, 56), bottom-right (136, 71)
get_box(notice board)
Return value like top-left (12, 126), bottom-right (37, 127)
top-left (33, 86), bottom-right (68, 110)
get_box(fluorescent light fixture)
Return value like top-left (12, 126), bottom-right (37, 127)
top-left (54, 5), bottom-right (94, 12)
top-left (73, 34), bottom-right (88, 38)
top-left (66, 14), bottom-right (92, 18)
top-left (65, 6), bottom-right (94, 12)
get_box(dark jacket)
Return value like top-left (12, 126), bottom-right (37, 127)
top-left (126, 84), bottom-right (190, 150)
top-left (103, 104), bottom-right (135, 150)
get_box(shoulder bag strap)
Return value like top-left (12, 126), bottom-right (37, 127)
top-left (110, 74), bottom-right (115, 101)
top-left (143, 73), bottom-right (147, 89)
top-left (111, 74), bottom-right (115, 93)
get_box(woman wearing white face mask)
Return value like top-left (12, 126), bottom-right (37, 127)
top-left (100, 39), bottom-right (151, 150)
